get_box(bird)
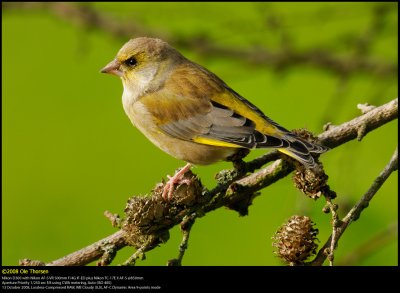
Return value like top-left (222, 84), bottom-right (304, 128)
top-left (101, 37), bottom-right (328, 200)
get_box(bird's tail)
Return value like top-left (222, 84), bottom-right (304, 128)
top-left (276, 133), bottom-right (328, 168)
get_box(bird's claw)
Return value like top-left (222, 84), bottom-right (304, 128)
top-left (161, 163), bottom-right (192, 200)
top-left (162, 176), bottom-right (191, 200)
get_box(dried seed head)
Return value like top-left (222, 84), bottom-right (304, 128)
top-left (122, 170), bottom-right (203, 248)
top-left (293, 166), bottom-right (329, 199)
top-left (272, 215), bottom-right (319, 265)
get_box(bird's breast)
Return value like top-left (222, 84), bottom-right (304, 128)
top-left (123, 99), bottom-right (237, 165)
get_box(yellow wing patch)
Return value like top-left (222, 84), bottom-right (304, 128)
top-left (212, 92), bottom-right (279, 135)
top-left (193, 137), bottom-right (242, 148)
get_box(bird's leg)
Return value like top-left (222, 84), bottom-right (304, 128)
top-left (162, 163), bottom-right (193, 200)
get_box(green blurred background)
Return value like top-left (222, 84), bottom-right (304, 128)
top-left (2, 2), bottom-right (398, 266)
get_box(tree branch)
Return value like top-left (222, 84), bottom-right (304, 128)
top-left (19, 98), bottom-right (397, 266)
top-left (324, 198), bottom-right (339, 266)
top-left (20, 230), bottom-right (127, 266)
top-left (167, 214), bottom-right (196, 266)
top-left (310, 146), bottom-right (398, 266)
top-left (318, 98), bottom-right (398, 148)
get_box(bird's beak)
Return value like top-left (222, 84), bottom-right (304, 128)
top-left (101, 59), bottom-right (123, 77)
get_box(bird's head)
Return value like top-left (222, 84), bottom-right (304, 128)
top-left (101, 37), bottom-right (183, 97)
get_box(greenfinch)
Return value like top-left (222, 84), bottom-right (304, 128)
top-left (101, 37), bottom-right (328, 199)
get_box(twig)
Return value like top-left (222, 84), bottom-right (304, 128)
top-left (19, 230), bottom-right (127, 266)
top-left (167, 214), bottom-right (196, 266)
top-left (318, 98), bottom-right (397, 148)
top-left (97, 243), bottom-right (118, 266)
top-left (310, 147), bottom-right (398, 266)
top-left (104, 210), bottom-right (122, 228)
top-left (357, 103), bottom-right (377, 114)
top-left (343, 147), bottom-right (398, 223)
top-left (323, 198), bottom-right (340, 266)
top-left (121, 245), bottom-right (147, 266)
top-left (2, 2), bottom-right (397, 78)
top-left (19, 98), bottom-right (398, 266)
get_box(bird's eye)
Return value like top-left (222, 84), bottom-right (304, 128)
top-left (125, 57), bottom-right (137, 67)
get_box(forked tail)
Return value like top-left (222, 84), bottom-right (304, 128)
top-left (276, 133), bottom-right (328, 168)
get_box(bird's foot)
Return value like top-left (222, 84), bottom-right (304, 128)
top-left (162, 163), bottom-right (192, 200)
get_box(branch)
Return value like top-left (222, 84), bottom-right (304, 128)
top-left (318, 98), bottom-right (398, 148)
top-left (310, 146), bottom-right (398, 266)
top-left (167, 214), bottom-right (196, 266)
top-left (2, 2), bottom-right (397, 77)
top-left (19, 98), bottom-right (397, 266)
top-left (324, 198), bottom-right (339, 266)
top-left (21, 230), bottom-right (127, 266)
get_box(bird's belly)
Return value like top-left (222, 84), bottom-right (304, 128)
top-left (124, 101), bottom-right (237, 165)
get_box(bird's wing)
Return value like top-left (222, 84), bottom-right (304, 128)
top-left (139, 63), bottom-right (290, 149)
